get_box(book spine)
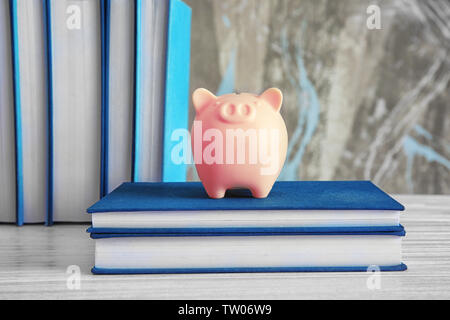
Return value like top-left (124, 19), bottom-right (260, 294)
top-left (0, 0), bottom-right (16, 223)
top-left (131, 0), bottom-right (142, 182)
top-left (162, 0), bottom-right (191, 182)
top-left (9, 0), bottom-right (49, 225)
top-left (9, 0), bottom-right (24, 226)
top-left (100, 0), bottom-right (110, 197)
top-left (103, 0), bottom-right (134, 193)
top-left (44, 0), bottom-right (53, 226)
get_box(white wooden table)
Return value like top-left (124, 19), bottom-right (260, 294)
top-left (0, 195), bottom-right (449, 300)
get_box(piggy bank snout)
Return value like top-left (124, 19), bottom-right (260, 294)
top-left (219, 103), bottom-right (256, 123)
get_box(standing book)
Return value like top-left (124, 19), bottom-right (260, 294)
top-left (133, 0), bottom-right (191, 183)
top-left (161, 0), bottom-right (191, 182)
top-left (132, 0), bottom-right (169, 183)
top-left (9, 0), bottom-right (49, 225)
top-left (46, 0), bottom-right (101, 223)
top-left (101, 0), bottom-right (135, 195)
top-left (0, 0), bottom-right (16, 223)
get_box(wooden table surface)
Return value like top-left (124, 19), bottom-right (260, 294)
top-left (0, 195), bottom-right (449, 300)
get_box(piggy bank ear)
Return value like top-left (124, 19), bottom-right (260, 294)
top-left (260, 88), bottom-right (283, 112)
top-left (192, 88), bottom-right (217, 114)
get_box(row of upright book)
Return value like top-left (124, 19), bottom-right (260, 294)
top-left (0, 0), bottom-right (191, 225)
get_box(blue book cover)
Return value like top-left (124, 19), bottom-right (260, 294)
top-left (92, 264), bottom-right (408, 275)
top-left (101, 0), bottom-right (134, 196)
top-left (87, 225), bottom-right (406, 235)
top-left (9, 0), bottom-right (49, 225)
top-left (161, 0), bottom-right (191, 182)
top-left (0, 0), bottom-right (16, 223)
top-left (87, 181), bottom-right (405, 213)
top-left (100, 0), bottom-right (109, 197)
top-left (89, 226), bottom-right (406, 238)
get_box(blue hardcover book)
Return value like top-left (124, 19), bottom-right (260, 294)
top-left (101, 0), bottom-right (134, 195)
top-left (161, 0), bottom-right (191, 182)
top-left (132, 0), bottom-right (191, 183)
top-left (0, 0), bottom-right (16, 223)
top-left (90, 229), bottom-right (407, 274)
top-left (132, 0), bottom-right (169, 183)
top-left (9, 0), bottom-right (49, 225)
top-left (87, 181), bottom-right (404, 233)
top-left (46, 0), bottom-right (101, 223)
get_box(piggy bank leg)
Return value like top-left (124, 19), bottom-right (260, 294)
top-left (249, 183), bottom-right (274, 199)
top-left (202, 182), bottom-right (227, 199)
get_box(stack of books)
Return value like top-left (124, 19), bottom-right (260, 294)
top-left (87, 181), bottom-right (407, 274)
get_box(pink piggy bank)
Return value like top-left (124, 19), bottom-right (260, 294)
top-left (191, 88), bottom-right (288, 199)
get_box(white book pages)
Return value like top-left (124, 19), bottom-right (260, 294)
top-left (50, 0), bottom-right (101, 222)
top-left (134, 0), bottom-right (168, 182)
top-left (95, 235), bottom-right (402, 269)
top-left (0, 0), bottom-right (16, 223)
top-left (106, 0), bottom-right (135, 193)
top-left (16, 0), bottom-right (48, 223)
top-left (92, 210), bottom-right (401, 228)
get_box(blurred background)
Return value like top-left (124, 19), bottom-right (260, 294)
top-left (184, 0), bottom-right (450, 195)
